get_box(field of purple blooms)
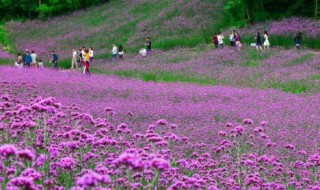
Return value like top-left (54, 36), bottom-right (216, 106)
top-left (5, 0), bottom-right (220, 61)
top-left (1, 66), bottom-right (320, 189)
top-left (91, 46), bottom-right (320, 94)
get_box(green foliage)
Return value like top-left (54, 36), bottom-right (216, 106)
top-left (270, 80), bottom-right (308, 94)
top-left (223, 0), bottom-right (318, 27)
top-left (284, 53), bottom-right (314, 66)
top-left (0, 0), bottom-right (109, 21)
top-left (242, 61), bottom-right (260, 67)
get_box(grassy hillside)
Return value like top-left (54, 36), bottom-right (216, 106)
top-left (5, 0), bottom-right (221, 61)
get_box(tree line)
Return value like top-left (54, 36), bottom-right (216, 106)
top-left (224, 0), bottom-right (320, 27)
top-left (0, 0), bottom-right (109, 21)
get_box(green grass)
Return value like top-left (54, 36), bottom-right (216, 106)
top-left (0, 59), bottom-right (13, 65)
top-left (283, 53), bottom-right (314, 66)
top-left (242, 61), bottom-right (260, 67)
top-left (153, 36), bottom-right (206, 50)
top-left (0, 25), bottom-right (16, 54)
top-left (91, 68), bottom-right (217, 85)
top-left (309, 74), bottom-right (320, 80)
top-left (270, 80), bottom-right (308, 94)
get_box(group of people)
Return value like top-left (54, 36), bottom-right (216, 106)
top-left (71, 47), bottom-right (94, 75)
top-left (15, 49), bottom-right (58, 69)
top-left (213, 30), bottom-right (270, 50)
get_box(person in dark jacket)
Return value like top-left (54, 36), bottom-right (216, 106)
top-left (23, 50), bottom-right (32, 67)
top-left (213, 33), bottom-right (218, 48)
top-left (256, 32), bottom-right (262, 50)
top-left (50, 51), bottom-right (58, 69)
top-left (294, 32), bottom-right (302, 50)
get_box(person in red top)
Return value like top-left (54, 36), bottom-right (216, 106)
top-left (213, 33), bottom-right (219, 48)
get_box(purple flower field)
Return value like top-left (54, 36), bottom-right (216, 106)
top-left (1, 66), bottom-right (320, 189)
top-left (0, 49), bottom-right (14, 59)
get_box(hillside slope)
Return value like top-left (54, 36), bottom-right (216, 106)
top-left (5, 0), bottom-right (220, 60)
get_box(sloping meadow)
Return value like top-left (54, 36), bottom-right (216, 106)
top-left (1, 67), bottom-right (320, 189)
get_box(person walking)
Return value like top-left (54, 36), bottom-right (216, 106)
top-left (263, 31), bottom-right (270, 50)
top-left (256, 32), bottom-right (262, 50)
top-left (30, 50), bottom-right (37, 68)
top-left (71, 49), bottom-right (78, 70)
top-left (217, 33), bottom-right (224, 49)
top-left (77, 49), bottom-right (82, 68)
top-left (50, 50), bottom-right (58, 69)
top-left (23, 50), bottom-right (32, 67)
top-left (89, 47), bottom-right (94, 65)
top-left (146, 37), bottom-right (152, 53)
top-left (111, 43), bottom-right (117, 62)
top-left (118, 45), bottom-right (124, 61)
top-left (213, 33), bottom-right (219, 48)
top-left (229, 31), bottom-right (236, 47)
top-left (84, 49), bottom-right (91, 75)
top-left (235, 32), bottom-right (242, 50)
top-left (15, 53), bottom-right (23, 68)
top-left (294, 32), bottom-right (302, 51)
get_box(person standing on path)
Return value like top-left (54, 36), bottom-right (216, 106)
top-left (89, 47), bottom-right (94, 65)
top-left (23, 50), bottom-right (32, 67)
top-left (146, 37), bottom-right (152, 54)
top-left (118, 45), bottom-right (124, 61)
top-left (50, 51), bottom-right (58, 69)
top-left (217, 33), bottom-right (224, 49)
top-left (84, 49), bottom-right (91, 75)
top-left (229, 31), bottom-right (235, 47)
top-left (294, 32), bottom-right (302, 51)
top-left (235, 32), bottom-right (242, 50)
top-left (15, 53), bottom-right (23, 68)
top-left (111, 43), bottom-right (117, 62)
top-left (263, 31), bottom-right (270, 50)
top-left (256, 32), bottom-right (262, 50)
top-left (30, 50), bottom-right (37, 68)
top-left (213, 33), bottom-right (219, 48)
top-left (139, 46), bottom-right (147, 57)
top-left (71, 49), bottom-right (78, 70)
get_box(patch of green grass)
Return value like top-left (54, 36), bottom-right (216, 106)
top-left (154, 36), bottom-right (205, 50)
top-left (309, 74), bottom-right (320, 80)
top-left (270, 80), bottom-right (308, 94)
top-left (0, 58), bottom-right (13, 65)
top-left (92, 69), bottom-right (217, 85)
top-left (169, 56), bottom-right (191, 63)
top-left (0, 25), bottom-right (15, 53)
top-left (57, 59), bottom-right (71, 69)
top-left (283, 53), bottom-right (314, 66)
top-left (242, 61), bottom-right (260, 67)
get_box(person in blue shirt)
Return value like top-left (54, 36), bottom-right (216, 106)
top-left (50, 50), bottom-right (58, 69)
top-left (23, 50), bottom-right (32, 67)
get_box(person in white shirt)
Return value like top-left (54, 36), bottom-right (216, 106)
top-left (217, 33), bottom-right (224, 49)
top-left (111, 43), bottom-right (117, 62)
top-left (263, 31), bottom-right (270, 50)
top-left (71, 49), bottom-right (78, 69)
top-left (89, 47), bottom-right (94, 64)
top-left (139, 47), bottom-right (147, 57)
top-left (38, 60), bottom-right (44, 68)
top-left (118, 45), bottom-right (124, 61)
top-left (30, 50), bottom-right (37, 68)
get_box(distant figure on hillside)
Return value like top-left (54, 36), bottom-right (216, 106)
top-left (111, 43), bottom-right (117, 62)
top-left (81, 47), bottom-right (86, 65)
top-left (50, 51), bottom-right (58, 69)
top-left (146, 37), bottom-right (152, 53)
top-left (213, 33), bottom-right (218, 48)
top-left (256, 32), bottom-right (262, 50)
top-left (15, 53), bottom-right (23, 68)
top-left (139, 46), bottom-right (147, 57)
top-left (38, 59), bottom-right (44, 68)
top-left (263, 31), bottom-right (270, 50)
top-left (78, 49), bottom-right (82, 68)
top-left (30, 50), bottom-right (37, 68)
top-left (84, 49), bottom-right (91, 75)
top-left (89, 47), bottom-right (94, 65)
top-left (71, 49), bottom-right (78, 70)
top-left (23, 50), bottom-right (32, 67)
top-left (235, 32), bottom-right (242, 49)
top-left (217, 33), bottom-right (224, 49)
top-left (294, 32), bottom-right (302, 51)
top-left (118, 45), bottom-right (124, 61)
top-left (229, 31), bottom-right (236, 47)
